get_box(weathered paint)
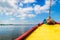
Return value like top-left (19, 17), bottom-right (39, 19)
top-left (15, 22), bottom-right (60, 40)
top-left (25, 24), bottom-right (60, 40)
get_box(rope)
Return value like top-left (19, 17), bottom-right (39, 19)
top-left (48, 0), bottom-right (52, 18)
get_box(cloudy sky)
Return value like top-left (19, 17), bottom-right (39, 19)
top-left (0, 0), bottom-right (60, 24)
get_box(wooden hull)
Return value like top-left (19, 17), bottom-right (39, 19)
top-left (15, 22), bottom-right (60, 40)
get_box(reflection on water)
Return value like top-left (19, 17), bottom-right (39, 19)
top-left (0, 24), bottom-right (36, 40)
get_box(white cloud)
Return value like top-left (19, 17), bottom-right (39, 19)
top-left (23, 0), bottom-right (35, 3)
top-left (0, 9), bottom-right (2, 13)
top-left (19, 14), bottom-right (27, 19)
top-left (10, 18), bottom-right (15, 20)
top-left (0, 0), bottom-right (57, 24)
top-left (0, 20), bottom-right (14, 24)
top-left (28, 14), bottom-right (35, 18)
top-left (15, 7), bottom-right (34, 19)
top-left (52, 0), bottom-right (57, 5)
top-left (34, 5), bottom-right (41, 14)
top-left (33, 0), bottom-right (57, 14)
top-left (19, 3), bottom-right (23, 6)
top-left (41, 0), bottom-right (50, 10)
top-left (20, 17), bottom-right (26, 20)
top-left (16, 15), bottom-right (21, 17)
top-left (7, 0), bottom-right (17, 8)
top-left (0, 20), bottom-right (29, 24)
top-left (22, 7), bottom-right (33, 13)
top-left (0, 0), bottom-right (56, 17)
top-left (1, 0), bottom-right (6, 2)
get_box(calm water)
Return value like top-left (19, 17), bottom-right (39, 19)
top-left (0, 24), bottom-right (36, 40)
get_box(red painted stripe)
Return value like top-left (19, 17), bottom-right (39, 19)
top-left (15, 23), bottom-right (43, 40)
top-left (15, 26), bottom-right (38, 40)
top-left (55, 22), bottom-right (60, 24)
top-left (15, 22), bottom-right (60, 40)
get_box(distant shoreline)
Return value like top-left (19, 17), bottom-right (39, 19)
top-left (0, 24), bottom-right (37, 26)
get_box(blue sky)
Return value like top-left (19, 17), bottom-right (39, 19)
top-left (0, 0), bottom-right (60, 24)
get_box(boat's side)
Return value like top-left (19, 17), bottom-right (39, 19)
top-left (25, 24), bottom-right (60, 40)
top-left (15, 22), bottom-right (60, 40)
top-left (15, 26), bottom-right (38, 40)
top-left (15, 23), bottom-right (43, 40)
